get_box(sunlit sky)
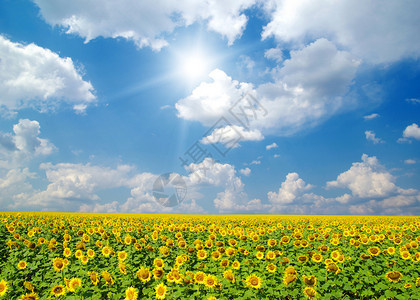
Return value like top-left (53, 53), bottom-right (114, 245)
top-left (1, 0), bottom-right (419, 215)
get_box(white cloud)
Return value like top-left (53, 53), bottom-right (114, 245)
top-left (365, 130), bottom-right (383, 144)
top-left (264, 47), bottom-right (283, 62)
top-left (33, 0), bottom-right (256, 50)
top-left (268, 172), bottom-right (313, 205)
top-left (176, 69), bottom-right (254, 126)
top-left (0, 36), bottom-right (95, 114)
top-left (185, 157), bottom-right (265, 212)
top-left (201, 125), bottom-right (263, 148)
top-left (406, 98), bottom-right (420, 104)
top-left (0, 119), bottom-right (56, 168)
top-left (261, 0), bottom-right (420, 64)
top-left (404, 159), bottom-right (416, 164)
top-left (177, 39), bottom-right (360, 136)
top-left (364, 113), bottom-right (379, 120)
top-left (403, 123), bottom-right (420, 140)
top-left (327, 154), bottom-right (396, 198)
top-left (250, 160), bottom-right (261, 165)
top-left (266, 142), bottom-right (278, 150)
top-left (273, 154), bottom-right (280, 158)
top-left (239, 167), bottom-right (251, 176)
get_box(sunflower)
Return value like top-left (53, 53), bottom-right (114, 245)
top-left (80, 256), bottom-right (89, 264)
top-left (298, 255), bottom-right (309, 263)
top-left (266, 263), bottom-right (276, 273)
top-left (118, 251), bottom-right (128, 261)
top-left (18, 292), bottom-right (39, 300)
top-left (67, 278), bottom-right (81, 292)
top-left (195, 272), bottom-right (206, 284)
top-left (386, 271), bottom-right (403, 283)
top-left (124, 235), bottom-right (132, 245)
top-left (137, 267), bottom-right (151, 283)
top-left (119, 262), bottom-right (127, 274)
top-left (283, 274), bottom-right (297, 286)
top-left (18, 260), bottom-right (27, 270)
top-left (52, 257), bottom-right (66, 272)
top-left (197, 249), bottom-right (207, 260)
top-left (266, 250), bottom-right (276, 260)
top-left (153, 269), bottom-right (165, 280)
top-left (155, 282), bottom-right (167, 299)
top-left (154, 258), bottom-right (164, 269)
top-left (303, 287), bottom-right (317, 299)
top-left (102, 271), bottom-right (115, 285)
top-left (102, 246), bottom-right (112, 257)
top-left (368, 247), bottom-right (381, 256)
top-left (303, 275), bottom-right (317, 286)
top-left (0, 280), bottom-right (8, 296)
top-left (416, 277), bottom-right (420, 287)
top-left (245, 274), bottom-right (262, 289)
top-left (223, 270), bottom-right (235, 283)
top-left (211, 251), bottom-right (221, 260)
top-left (400, 251), bottom-right (411, 260)
top-left (326, 262), bottom-right (340, 274)
top-left (256, 251), bottom-right (264, 260)
top-left (124, 286), bottom-right (138, 300)
top-left (51, 285), bottom-right (66, 297)
top-left (204, 274), bottom-right (218, 288)
top-left (86, 249), bottom-right (95, 258)
top-left (75, 250), bottom-right (83, 259)
top-left (312, 253), bottom-right (323, 263)
top-left (88, 271), bottom-right (99, 285)
top-left (229, 260), bottom-right (239, 270)
top-left (63, 248), bottom-right (72, 258)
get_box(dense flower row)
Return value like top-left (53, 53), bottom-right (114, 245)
top-left (0, 213), bottom-right (419, 299)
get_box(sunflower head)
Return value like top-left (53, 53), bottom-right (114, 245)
top-left (136, 267), bottom-right (151, 283)
top-left (0, 280), bottom-right (8, 296)
top-left (303, 275), bottom-right (317, 286)
top-left (18, 260), bottom-right (27, 270)
top-left (266, 263), bottom-right (276, 273)
top-left (245, 274), bottom-right (262, 289)
top-left (155, 283), bottom-right (167, 300)
top-left (204, 274), bottom-right (218, 288)
top-left (51, 285), bottom-right (66, 297)
top-left (303, 287), bottom-right (317, 299)
top-left (125, 286), bottom-right (138, 300)
top-left (386, 271), bottom-right (403, 283)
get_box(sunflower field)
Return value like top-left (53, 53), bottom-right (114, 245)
top-left (0, 213), bottom-right (419, 300)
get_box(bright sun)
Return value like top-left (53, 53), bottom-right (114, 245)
top-left (181, 54), bottom-right (207, 80)
top-left (175, 47), bottom-right (212, 83)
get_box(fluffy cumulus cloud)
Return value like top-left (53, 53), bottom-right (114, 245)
top-left (185, 158), bottom-right (266, 212)
top-left (365, 130), bottom-right (383, 144)
top-left (403, 123), bottom-right (420, 140)
top-left (327, 154), bottom-right (396, 198)
top-left (33, 0), bottom-right (256, 50)
top-left (268, 172), bottom-right (313, 205)
top-left (239, 167), bottom-right (251, 176)
top-left (327, 154), bottom-right (420, 215)
top-left (261, 0), bottom-right (420, 64)
top-left (0, 119), bottom-right (55, 168)
top-left (176, 69), bottom-right (254, 126)
top-left (265, 154), bottom-right (420, 215)
top-left (0, 36), bottom-right (95, 114)
top-left (201, 125), bottom-right (263, 148)
top-left (177, 39), bottom-right (360, 136)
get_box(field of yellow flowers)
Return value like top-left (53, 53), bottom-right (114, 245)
top-left (0, 213), bottom-right (419, 300)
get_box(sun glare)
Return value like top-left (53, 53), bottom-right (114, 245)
top-left (181, 54), bottom-right (207, 80)
top-left (174, 46), bottom-right (214, 83)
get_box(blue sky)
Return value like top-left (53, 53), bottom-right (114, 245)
top-left (0, 0), bottom-right (419, 215)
